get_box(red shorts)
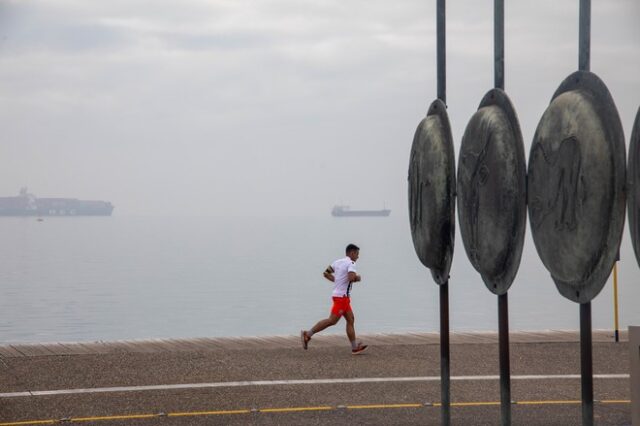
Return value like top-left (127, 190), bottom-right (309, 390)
top-left (331, 296), bottom-right (352, 317)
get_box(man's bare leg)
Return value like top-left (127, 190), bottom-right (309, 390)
top-left (344, 311), bottom-right (356, 344)
top-left (344, 311), bottom-right (367, 354)
top-left (302, 314), bottom-right (341, 349)
top-left (311, 314), bottom-right (340, 334)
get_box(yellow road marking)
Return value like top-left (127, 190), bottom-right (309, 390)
top-left (0, 399), bottom-right (630, 425)
top-left (347, 403), bottom-right (423, 409)
top-left (451, 401), bottom-right (501, 407)
top-left (168, 409), bottom-right (251, 416)
top-left (600, 399), bottom-right (631, 404)
top-left (260, 406), bottom-right (333, 413)
top-left (71, 414), bottom-right (157, 422)
top-left (515, 400), bottom-right (580, 405)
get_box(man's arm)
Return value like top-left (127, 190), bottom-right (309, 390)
top-left (348, 271), bottom-right (361, 283)
top-left (323, 266), bottom-right (335, 282)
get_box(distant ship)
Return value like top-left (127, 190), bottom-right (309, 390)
top-left (331, 205), bottom-right (391, 217)
top-left (0, 188), bottom-right (114, 216)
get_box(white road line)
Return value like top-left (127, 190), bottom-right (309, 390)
top-left (0, 374), bottom-right (628, 398)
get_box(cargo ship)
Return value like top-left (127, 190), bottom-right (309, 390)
top-left (331, 205), bottom-right (391, 217)
top-left (0, 188), bottom-right (114, 216)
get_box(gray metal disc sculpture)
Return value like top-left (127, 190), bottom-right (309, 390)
top-left (627, 107), bottom-right (640, 267)
top-left (408, 99), bottom-right (456, 285)
top-left (528, 71), bottom-right (626, 304)
top-left (457, 89), bottom-right (527, 295)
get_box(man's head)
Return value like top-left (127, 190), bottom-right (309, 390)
top-left (346, 243), bottom-right (360, 261)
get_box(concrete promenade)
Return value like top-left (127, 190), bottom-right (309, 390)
top-left (0, 330), bottom-right (631, 425)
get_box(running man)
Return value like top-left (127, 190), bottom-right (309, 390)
top-left (301, 244), bottom-right (368, 355)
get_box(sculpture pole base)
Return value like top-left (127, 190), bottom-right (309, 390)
top-left (440, 281), bottom-right (451, 426)
top-left (580, 302), bottom-right (594, 425)
top-left (498, 293), bottom-right (511, 426)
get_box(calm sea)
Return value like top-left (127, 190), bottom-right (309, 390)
top-left (0, 215), bottom-right (638, 344)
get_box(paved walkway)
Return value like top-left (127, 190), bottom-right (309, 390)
top-left (0, 330), bottom-right (631, 425)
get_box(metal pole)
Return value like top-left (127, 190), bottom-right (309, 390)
top-left (437, 0), bottom-right (446, 104)
top-left (580, 302), bottom-right (594, 425)
top-left (440, 281), bottom-right (451, 426)
top-left (578, 1), bottom-right (593, 423)
top-left (498, 293), bottom-right (511, 426)
top-left (613, 262), bottom-right (620, 343)
top-left (495, 0), bottom-right (509, 423)
top-left (579, 0), bottom-right (591, 71)
top-left (436, 1), bottom-right (449, 423)
top-left (494, 0), bottom-right (504, 90)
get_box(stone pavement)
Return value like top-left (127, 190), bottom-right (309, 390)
top-left (0, 330), bottom-right (631, 425)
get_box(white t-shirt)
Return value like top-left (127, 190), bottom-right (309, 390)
top-left (331, 256), bottom-right (358, 297)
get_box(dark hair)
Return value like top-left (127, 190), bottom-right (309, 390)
top-left (345, 243), bottom-right (360, 254)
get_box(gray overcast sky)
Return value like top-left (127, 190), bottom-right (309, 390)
top-left (0, 0), bottom-right (638, 217)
